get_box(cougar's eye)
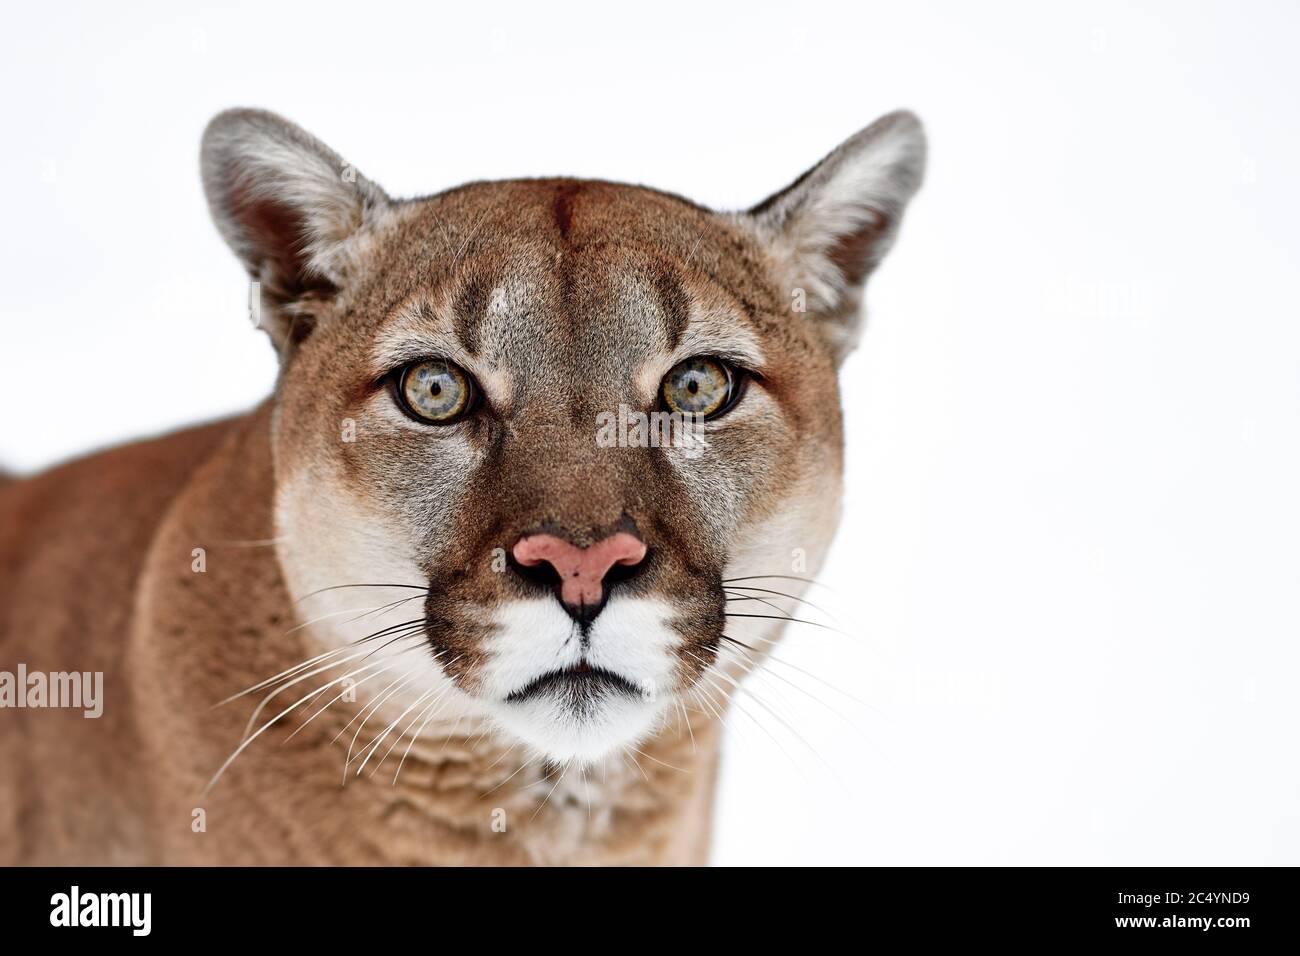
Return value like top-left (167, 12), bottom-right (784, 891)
top-left (395, 359), bottom-right (474, 424)
top-left (661, 356), bottom-right (735, 418)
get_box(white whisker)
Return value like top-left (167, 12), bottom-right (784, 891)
top-left (204, 656), bottom-right (410, 795)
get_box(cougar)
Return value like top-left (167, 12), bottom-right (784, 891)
top-left (0, 108), bottom-right (924, 865)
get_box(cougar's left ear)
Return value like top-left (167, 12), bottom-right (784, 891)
top-left (745, 110), bottom-right (926, 363)
top-left (201, 108), bottom-right (392, 351)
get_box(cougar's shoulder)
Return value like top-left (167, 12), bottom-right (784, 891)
top-left (0, 415), bottom-right (240, 863)
top-left (0, 417), bottom-right (242, 613)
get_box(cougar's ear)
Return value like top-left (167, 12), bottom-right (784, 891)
top-left (201, 108), bottom-right (391, 351)
top-left (746, 110), bottom-right (926, 363)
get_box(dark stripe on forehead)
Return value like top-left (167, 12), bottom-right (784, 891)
top-left (452, 272), bottom-right (491, 356)
top-left (553, 182), bottom-right (584, 240)
top-left (652, 263), bottom-right (691, 350)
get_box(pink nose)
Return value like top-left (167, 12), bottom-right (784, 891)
top-left (512, 532), bottom-right (647, 610)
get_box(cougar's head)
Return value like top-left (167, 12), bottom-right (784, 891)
top-left (201, 108), bottom-right (924, 764)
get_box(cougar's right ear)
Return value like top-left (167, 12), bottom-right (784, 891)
top-left (200, 108), bottom-right (391, 351)
top-left (745, 111), bottom-right (926, 364)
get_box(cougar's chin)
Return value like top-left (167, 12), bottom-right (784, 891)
top-left (474, 596), bottom-right (683, 764)
top-left (490, 680), bottom-right (664, 764)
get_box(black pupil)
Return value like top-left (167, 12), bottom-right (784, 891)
top-left (687, 379), bottom-right (699, 394)
top-left (430, 381), bottom-right (442, 397)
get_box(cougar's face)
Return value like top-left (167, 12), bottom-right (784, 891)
top-left (202, 109), bottom-right (923, 763)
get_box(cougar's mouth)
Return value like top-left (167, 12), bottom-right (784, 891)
top-left (505, 662), bottom-right (644, 706)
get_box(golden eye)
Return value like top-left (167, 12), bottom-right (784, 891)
top-left (397, 359), bottom-right (474, 424)
top-left (661, 356), bottom-right (734, 418)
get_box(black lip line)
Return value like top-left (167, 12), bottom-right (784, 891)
top-left (505, 665), bottom-right (643, 704)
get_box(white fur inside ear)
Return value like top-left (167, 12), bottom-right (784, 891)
top-left (747, 111), bottom-right (926, 358)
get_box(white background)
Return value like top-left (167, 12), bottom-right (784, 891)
top-left (3, 1), bottom-right (1297, 864)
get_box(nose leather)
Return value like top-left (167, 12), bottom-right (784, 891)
top-left (512, 532), bottom-right (647, 609)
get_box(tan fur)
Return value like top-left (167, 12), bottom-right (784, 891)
top-left (0, 109), bottom-right (922, 865)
